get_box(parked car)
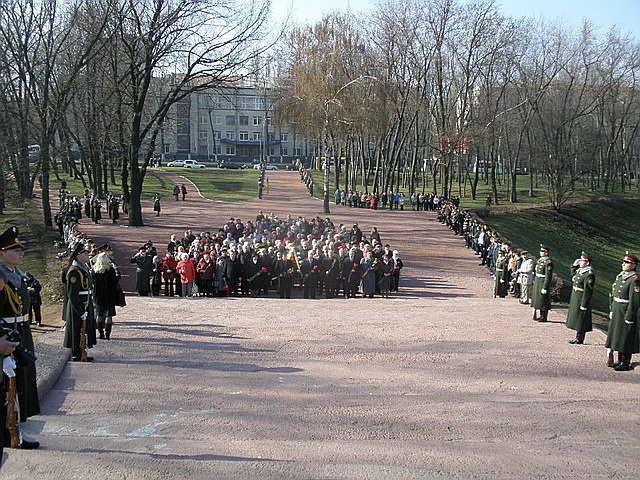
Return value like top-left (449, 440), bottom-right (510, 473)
top-left (265, 164), bottom-right (279, 171)
top-left (183, 160), bottom-right (206, 169)
top-left (166, 159), bottom-right (185, 167)
top-left (220, 161), bottom-right (248, 169)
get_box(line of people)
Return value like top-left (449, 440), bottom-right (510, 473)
top-left (438, 199), bottom-right (640, 372)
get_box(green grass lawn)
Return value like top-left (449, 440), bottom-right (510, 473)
top-left (482, 199), bottom-right (640, 320)
top-left (160, 168), bottom-right (259, 202)
top-left (54, 167), bottom-right (260, 202)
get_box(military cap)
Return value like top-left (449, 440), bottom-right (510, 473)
top-left (0, 226), bottom-right (26, 250)
top-left (623, 252), bottom-right (639, 264)
top-left (70, 242), bottom-right (88, 261)
top-left (97, 244), bottom-right (113, 252)
top-left (580, 251), bottom-right (591, 262)
top-left (539, 244), bottom-right (550, 253)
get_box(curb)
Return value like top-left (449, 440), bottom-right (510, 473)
top-left (33, 327), bottom-right (70, 401)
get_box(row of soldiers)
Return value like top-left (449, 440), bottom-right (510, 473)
top-left (438, 200), bottom-right (640, 373)
top-left (57, 188), bottom-right (121, 224)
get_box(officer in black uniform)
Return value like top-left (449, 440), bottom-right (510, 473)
top-left (0, 227), bottom-right (40, 450)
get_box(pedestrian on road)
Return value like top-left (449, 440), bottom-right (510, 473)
top-left (517, 251), bottom-right (534, 304)
top-left (173, 184), bottom-right (180, 201)
top-left (153, 193), bottom-right (161, 216)
top-left (566, 252), bottom-right (595, 345)
top-left (605, 252), bottom-right (639, 371)
top-left (181, 184), bottom-right (187, 201)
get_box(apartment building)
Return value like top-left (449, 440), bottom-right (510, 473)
top-left (159, 81), bottom-right (310, 166)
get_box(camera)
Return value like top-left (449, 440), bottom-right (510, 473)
top-left (0, 327), bottom-right (37, 366)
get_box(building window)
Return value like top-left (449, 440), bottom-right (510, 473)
top-left (269, 147), bottom-right (276, 156)
top-left (225, 115), bottom-right (236, 126)
top-left (268, 133), bottom-right (275, 142)
top-left (199, 131), bottom-right (207, 140)
top-left (239, 131), bottom-right (249, 141)
top-left (241, 97), bottom-right (249, 109)
top-left (254, 97), bottom-right (265, 110)
top-left (199, 114), bottom-right (208, 125)
top-left (280, 133), bottom-right (288, 142)
top-left (294, 147), bottom-right (302, 156)
top-left (281, 147), bottom-right (288, 156)
top-left (163, 145), bottom-right (170, 154)
top-left (252, 132), bottom-right (261, 141)
top-left (226, 131), bottom-right (235, 140)
top-left (226, 146), bottom-right (236, 155)
top-left (266, 117), bottom-right (272, 126)
top-left (239, 115), bottom-right (249, 126)
top-left (214, 115), bottom-right (222, 126)
top-left (212, 96), bottom-right (221, 109)
top-left (253, 116), bottom-right (262, 126)
top-left (213, 131), bottom-right (221, 140)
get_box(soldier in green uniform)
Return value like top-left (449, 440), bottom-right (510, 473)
top-left (0, 227), bottom-right (40, 449)
top-left (566, 252), bottom-right (595, 344)
top-left (531, 244), bottom-right (554, 322)
top-left (605, 252), bottom-right (640, 371)
top-left (63, 243), bottom-right (98, 362)
top-left (493, 248), bottom-right (509, 298)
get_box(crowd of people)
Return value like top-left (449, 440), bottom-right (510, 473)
top-left (437, 199), bottom-right (640, 373)
top-left (130, 212), bottom-right (404, 301)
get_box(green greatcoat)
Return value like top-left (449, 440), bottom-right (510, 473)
top-left (63, 263), bottom-right (97, 353)
top-left (0, 272), bottom-right (40, 422)
top-left (130, 253), bottom-right (153, 294)
top-left (494, 255), bottom-right (509, 298)
top-left (605, 270), bottom-right (640, 354)
top-left (566, 265), bottom-right (595, 333)
top-left (531, 257), bottom-right (553, 311)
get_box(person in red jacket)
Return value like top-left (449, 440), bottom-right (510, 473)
top-left (176, 253), bottom-right (196, 297)
top-left (161, 251), bottom-right (178, 296)
top-left (196, 252), bottom-right (216, 297)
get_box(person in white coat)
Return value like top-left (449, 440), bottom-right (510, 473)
top-left (517, 251), bottom-right (535, 304)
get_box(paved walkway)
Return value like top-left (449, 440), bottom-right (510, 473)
top-left (3, 170), bottom-right (638, 478)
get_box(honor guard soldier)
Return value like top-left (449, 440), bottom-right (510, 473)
top-left (531, 244), bottom-right (554, 322)
top-left (566, 252), bottom-right (595, 344)
top-left (605, 252), bottom-right (640, 371)
top-left (63, 243), bottom-right (97, 361)
top-left (0, 226), bottom-right (41, 450)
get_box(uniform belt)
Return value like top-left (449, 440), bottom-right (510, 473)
top-left (1, 316), bottom-right (28, 324)
top-left (573, 286), bottom-right (584, 292)
top-left (78, 291), bottom-right (90, 295)
top-left (536, 273), bottom-right (546, 277)
top-left (613, 297), bottom-right (629, 304)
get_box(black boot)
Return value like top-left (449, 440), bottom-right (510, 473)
top-left (105, 323), bottom-right (112, 340)
top-left (569, 331), bottom-right (585, 344)
top-left (98, 322), bottom-right (105, 340)
top-left (614, 353), bottom-right (631, 371)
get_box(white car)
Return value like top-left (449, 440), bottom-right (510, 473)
top-left (183, 160), bottom-right (206, 169)
top-left (166, 160), bottom-right (185, 167)
top-left (265, 164), bottom-right (279, 171)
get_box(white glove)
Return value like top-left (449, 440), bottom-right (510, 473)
top-left (500, 280), bottom-right (505, 283)
top-left (81, 312), bottom-right (88, 321)
top-left (579, 306), bottom-right (587, 311)
top-left (3, 356), bottom-right (17, 378)
top-left (609, 312), bottom-right (613, 320)
top-left (541, 289), bottom-right (547, 295)
top-left (625, 320), bottom-right (634, 325)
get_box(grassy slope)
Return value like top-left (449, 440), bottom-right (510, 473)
top-left (481, 199), bottom-right (639, 316)
top-left (57, 168), bottom-right (259, 202)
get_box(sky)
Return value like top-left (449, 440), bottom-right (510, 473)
top-left (270, 0), bottom-right (640, 38)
